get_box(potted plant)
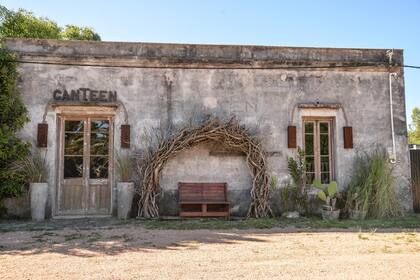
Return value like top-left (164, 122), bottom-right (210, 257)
top-left (313, 179), bottom-right (340, 220)
top-left (116, 153), bottom-right (134, 219)
top-left (11, 150), bottom-right (48, 221)
top-left (347, 192), bottom-right (367, 220)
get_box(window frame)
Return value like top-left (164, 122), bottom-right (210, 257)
top-left (302, 117), bottom-right (335, 184)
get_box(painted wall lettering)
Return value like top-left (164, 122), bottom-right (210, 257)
top-left (53, 88), bottom-right (117, 102)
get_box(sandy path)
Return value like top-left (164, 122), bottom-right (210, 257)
top-left (1, 227), bottom-right (419, 280)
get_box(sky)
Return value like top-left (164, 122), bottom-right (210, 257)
top-left (2, 0), bottom-right (420, 124)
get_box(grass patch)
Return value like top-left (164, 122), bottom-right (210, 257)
top-left (1, 214), bottom-right (419, 232)
top-left (140, 214), bottom-right (420, 230)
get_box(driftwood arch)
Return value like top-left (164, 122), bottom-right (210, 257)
top-left (137, 117), bottom-right (272, 218)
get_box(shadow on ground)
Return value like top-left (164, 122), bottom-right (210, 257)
top-left (0, 216), bottom-right (419, 258)
top-left (0, 218), bottom-right (270, 257)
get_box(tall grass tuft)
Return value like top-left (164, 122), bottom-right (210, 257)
top-left (10, 150), bottom-right (48, 183)
top-left (116, 153), bottom-right (133, 182)
top-left (346, 148), bottom-right (403, 218)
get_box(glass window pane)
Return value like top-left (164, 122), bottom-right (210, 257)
top-left (65, 121), bottom-right (84, 133)
top-left (320, 134), bottom-right (329, 155)
top-left (90, 132), bottom-right (109, 155)
top-left (91, 120), bottom-right (109, 133)
top-left (304, 134), bottom-right (314, 156)
top-left (90, 156), bottom-right (108, 179)
top-left (321, 156), bottom-right (330, 173)
top-left (320, 122), bottom-right (329, 134)
top-left (306, 173), bottom-right (315, 184)
top-left (304, 122), bottom-right (314, 134)
top-left (306, 156), bottom-right (315, 173)
top-left (64, 133), bottom-right (84, 155)
top-left (321, 172), bottom-right (330, 184)
top-left (64, 156), bottom-right (83, 178)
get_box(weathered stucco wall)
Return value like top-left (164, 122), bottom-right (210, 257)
top-left (3, 38), bottom-right (412, 217)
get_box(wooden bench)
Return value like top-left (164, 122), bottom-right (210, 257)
top-left (178, 182), bottom-right (230, 219)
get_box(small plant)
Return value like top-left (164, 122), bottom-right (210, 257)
top-left (313, 179), bottom-right (338, 211)
top-left (287, 147), bottom-right (307, 194)
top-left (285, 147), bottom-right (309, 214)
top-left (10, 150), bottom-right (48, 183)
top-left (116, 153), bottom-right (133, 182)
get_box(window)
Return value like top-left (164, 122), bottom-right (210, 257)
top-left (303, 118), bottom-right (333, 184)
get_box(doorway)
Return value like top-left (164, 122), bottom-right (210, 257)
top-left (56, 115), bottom-right (113, 216)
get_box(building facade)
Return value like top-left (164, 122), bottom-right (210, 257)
top-left (3, 38), bottom-right (412, 217)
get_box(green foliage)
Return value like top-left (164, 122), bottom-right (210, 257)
top-left (279, 183), bottom-right (308, 213)
top-left (345, 148), bottom-right (403, 218)
top-left (0, 5), bottom-right (100, 41)
top-left (285, 147), bottom-right (309, 214)
top-left (287, 147), bottom-right (307, 193)
top-left (116, 153), bottom-right (134, 182)
top-left (10, 149), bottom-right (48, 183)
top-left (0, 46), bottom-right (30, 199)
top-left (313, 179), bottom-right (338, 210)
top-left (408, 107), bottom-right (420, 144)
top-left (0, 6), bottom-right (61, 39)
top-left (61, 25), bottom-right (101, 41)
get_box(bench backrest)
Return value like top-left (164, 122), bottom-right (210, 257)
top-left (178, 183), bottom-right (227, 202)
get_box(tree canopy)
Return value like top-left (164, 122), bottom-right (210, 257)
top-left (409, 107), bottom-right (420, 144)
top-left (0, 5), bottom-right (101, 41)
top-left (0, 48), bottom-right (29, 198)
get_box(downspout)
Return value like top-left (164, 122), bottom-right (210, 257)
top-left (388, 72), bottom-right (397, 163)
top-left (386, 49), bottom-right (397, 163)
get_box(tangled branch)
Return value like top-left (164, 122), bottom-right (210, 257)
top-left (137, 115), bottom-right (272, 218)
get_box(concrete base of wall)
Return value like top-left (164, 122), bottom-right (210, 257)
top-left (0, 193), bottom-right (31, 219)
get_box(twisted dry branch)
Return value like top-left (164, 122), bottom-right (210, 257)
top-left (137, 116), bottom-right (272, 218)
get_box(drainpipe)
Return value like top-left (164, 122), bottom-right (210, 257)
top-left (388, 72), bottom-right (397, 164)
top-left (386, 49), bottom-right (397, 163)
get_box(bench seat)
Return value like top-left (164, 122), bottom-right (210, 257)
top-left (178, 182), bottom-right (230, 219)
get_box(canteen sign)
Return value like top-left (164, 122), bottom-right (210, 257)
top-left (53, 88), bottom-right (117, 103)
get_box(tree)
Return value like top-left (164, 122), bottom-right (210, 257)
top-left (0, 5), bottom-right (101, 205)
top-left (0, 48), bottom-right (30, 199)
top-left (409, 107), bottom-right (420, 144)
top-left (62, 25), bottom-right (101, 41)
top-left (0, 5), bottom-right (101, 41)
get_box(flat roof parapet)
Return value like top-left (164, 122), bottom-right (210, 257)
top-left (2, 38), bottom-right (403, 70)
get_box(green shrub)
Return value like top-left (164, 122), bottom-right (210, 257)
top-left (0, 47), bottom-right (30, 200)
top-left (345, 148), bottom-right (403, 218)
top-left (285, 147), bottom-right (309, 214)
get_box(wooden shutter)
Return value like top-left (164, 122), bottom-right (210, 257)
top-left (37, 123), bottom-right (48, 148)
top-left (287, 126), bottom-right (297, 148)
top-left (343, 126), bottom-right (353, 149)
top-left (121, 124), bottom-right (130, 149)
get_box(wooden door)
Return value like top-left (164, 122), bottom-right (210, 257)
top-left (57, 116), bottom-right (113, 215)
top-left (411, 150), bottom-right (420, 213)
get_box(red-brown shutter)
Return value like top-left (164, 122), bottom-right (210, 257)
top-left (121, 125), bottom-right (130, 149)
top-left (343, 127), bottom-right (353, 149)
top-left (287, 126), bottom-right (297, 148)
top-left (37, 123), bottom-right (48, 148)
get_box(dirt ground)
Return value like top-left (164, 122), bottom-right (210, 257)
top-left (1, 226), bottom-right (419, 280)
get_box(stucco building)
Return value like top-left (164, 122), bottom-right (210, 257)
top-left (3, 38), bottom-right (412, 217)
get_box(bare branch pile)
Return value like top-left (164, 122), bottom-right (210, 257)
top-left (137, 116), bottom-right (272, 218)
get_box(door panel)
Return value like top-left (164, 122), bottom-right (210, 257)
top-left (88, 181), bottom-right (110, 213)
top-left (61, 178), bottom-right (84, 212)
top-left (58, 116), bottom-right (112, 215)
